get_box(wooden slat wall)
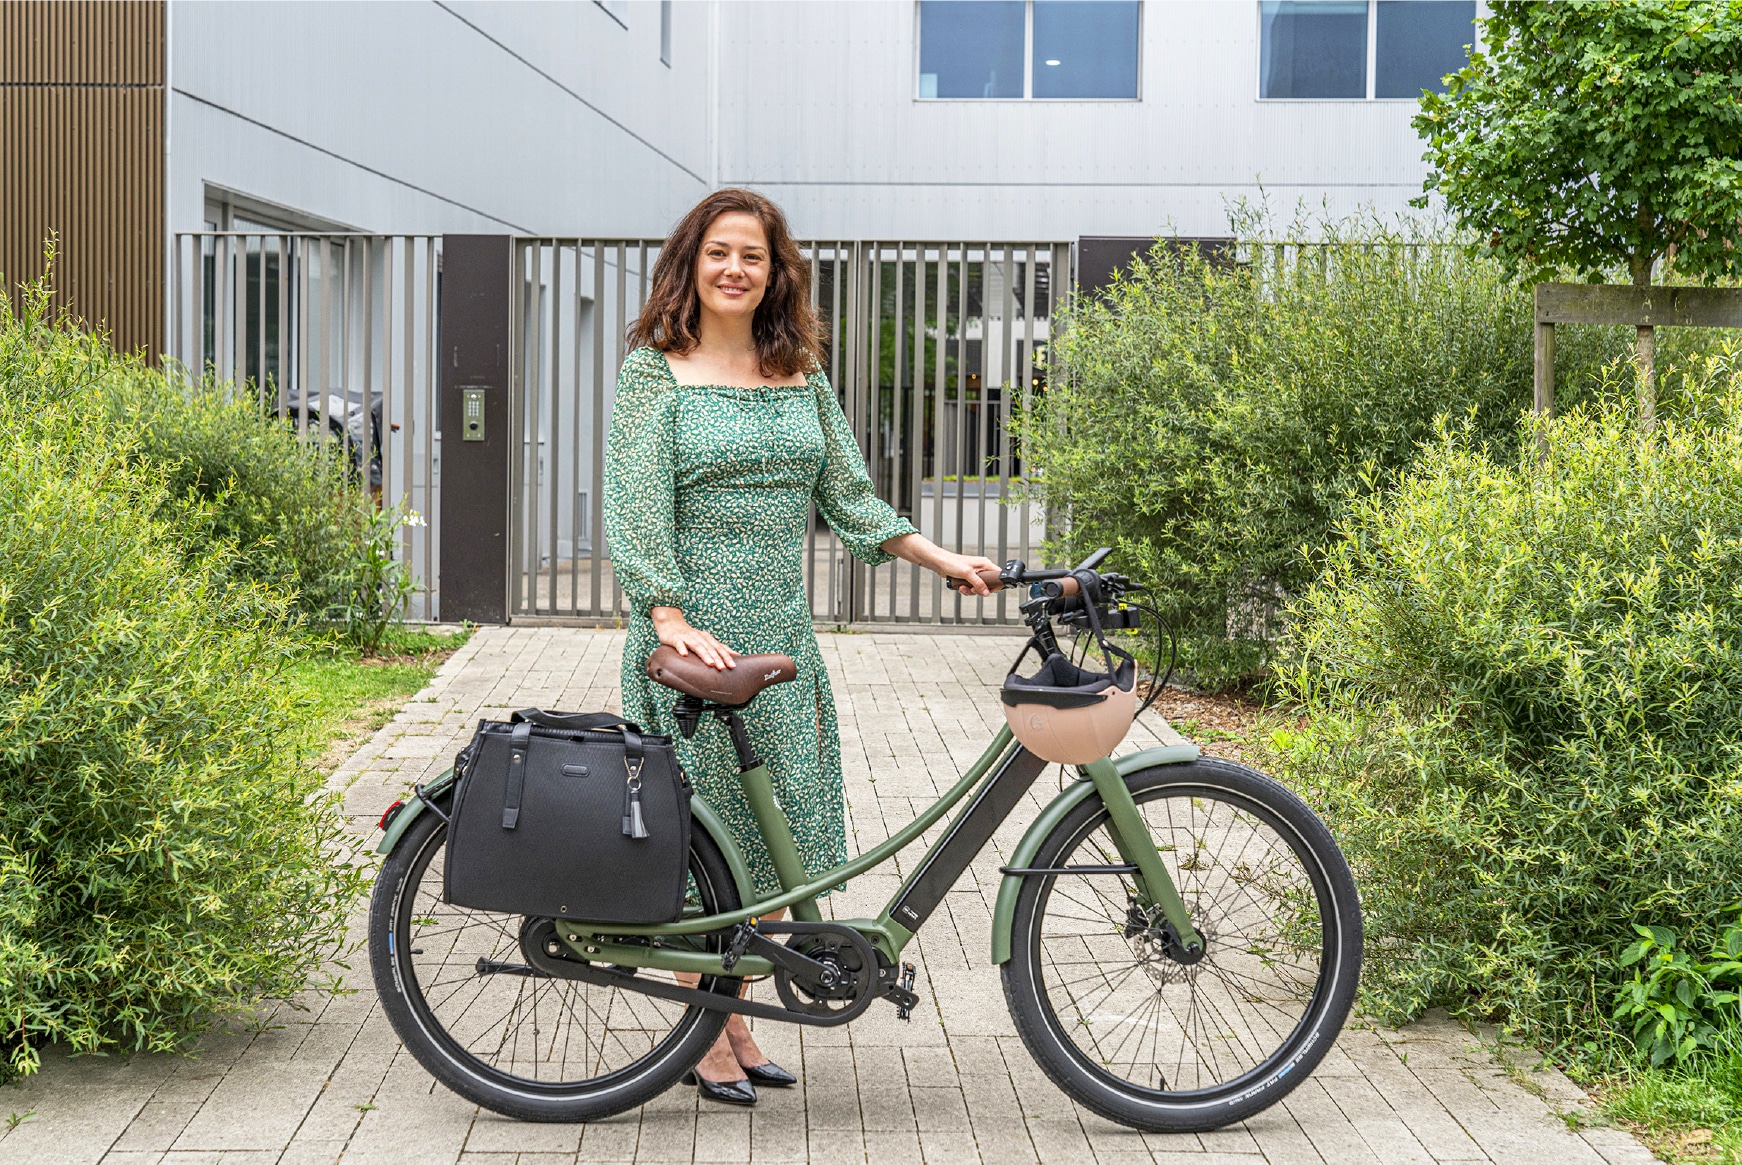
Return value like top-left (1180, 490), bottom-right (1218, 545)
top-left (1, 2), bottom-right (165, 359)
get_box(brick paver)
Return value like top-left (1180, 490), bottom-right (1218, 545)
top-left (0, 627), bottom-right (1660, 1164)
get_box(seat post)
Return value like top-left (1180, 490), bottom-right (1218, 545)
top-left (714, 708), bottom-right (760, 772)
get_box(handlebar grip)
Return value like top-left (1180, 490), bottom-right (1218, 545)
top-left (943, 571), bottom-right (1082, 597)
top-left (945, 569), bottom-right (1006, 594)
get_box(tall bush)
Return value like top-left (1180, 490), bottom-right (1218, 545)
top-left (0, 289), bottom-right (365, 1078)
top-left (1259, 357), bottom-right (1742, 1049)
top-left (1015, 215), bottom-right (1716, 686)
top-left (105, 372), bottom-right (415, 642)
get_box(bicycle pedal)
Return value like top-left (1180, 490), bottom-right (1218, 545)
top-left (894, 961), bottom-right (919, 1021)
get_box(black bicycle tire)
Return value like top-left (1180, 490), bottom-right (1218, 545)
top-left (1001, 757), bottom-right (1362, 1132)
top-left (368, 808), bottom-right (742, 1122)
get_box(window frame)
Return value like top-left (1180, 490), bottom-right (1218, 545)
top-left (914, 0), bottom-right (1144, 103)
top-left (1255, 0), bottom-right (1478, 103)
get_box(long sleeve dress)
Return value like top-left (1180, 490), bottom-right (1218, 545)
top-left (602, 345), bottom-right (918, 897)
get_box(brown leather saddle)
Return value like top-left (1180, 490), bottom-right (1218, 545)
top-left (645, 644), bottom-right (797, 707)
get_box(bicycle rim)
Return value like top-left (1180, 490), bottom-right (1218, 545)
top-left (1025, 780), bottom-right (1343, 1099)
top-left (386, 818), bottom-right (728, 1098)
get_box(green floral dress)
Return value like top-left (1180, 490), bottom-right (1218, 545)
top-left (603, 346), bottom-right (917, 896)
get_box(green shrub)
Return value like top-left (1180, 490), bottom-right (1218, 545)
top-left (1614, 913), bottom-right (1742, 1067)
top-left (1258, 355), bottom-right (1742, 1050)
top-left (1016, 213), bottom-right (1720, 687)
top-left (0, 289), bottom-right (365, 1078)
top-left (103, 372), bottom-right (383, 628)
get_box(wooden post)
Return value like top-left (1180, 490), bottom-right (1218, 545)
top-left (1535, 282), bottom-right (1742, 438)
top-left (1533, 319), bottom-right (1555, 417)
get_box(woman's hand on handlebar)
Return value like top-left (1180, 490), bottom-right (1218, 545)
top-left (649, 607), bottom-right (739, 670)
top-left (935, 552), bottom-right (1002, 596)
top-left (880, 533), bottom-right (1000, 597)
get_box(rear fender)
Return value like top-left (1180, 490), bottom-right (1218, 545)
top-left (989, 743), bottom-right (1199, 964)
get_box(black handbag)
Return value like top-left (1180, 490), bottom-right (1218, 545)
top-left (443, 709), bottom-right (692, 924)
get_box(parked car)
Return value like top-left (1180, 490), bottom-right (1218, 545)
top-left (283, 386), bottom-right (395, 491)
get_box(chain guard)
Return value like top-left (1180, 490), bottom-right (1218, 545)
top-left (774, 930), bottom-right (870, 1016)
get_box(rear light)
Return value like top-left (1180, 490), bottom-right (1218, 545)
top-left (378, 800), bottom-right (405, 831)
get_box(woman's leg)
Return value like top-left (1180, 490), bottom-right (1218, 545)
top-left (679, 908), bottom-right (787, 1082)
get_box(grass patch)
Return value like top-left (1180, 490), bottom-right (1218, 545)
top-left (1601, 1038), bottom-right (1742, 1162)
top-left (284, 625), bottom-right (471, 766)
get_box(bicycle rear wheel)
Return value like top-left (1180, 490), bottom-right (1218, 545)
top-left (1002, 757), bottom-right (1361, 1132)
top-left (368, 808), bottom-right (742, 1122)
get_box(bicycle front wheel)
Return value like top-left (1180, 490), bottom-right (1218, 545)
top-left (368, 808), bottom-right (742, 1122)
top-left (1002, 757), bottom-right (1361, 1132)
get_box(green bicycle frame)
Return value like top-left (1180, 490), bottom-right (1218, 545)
top-left (382, 724), bottom-right (1204, 977)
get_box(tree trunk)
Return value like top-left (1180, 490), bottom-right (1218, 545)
top-left (1631, 252), bottom-right (1656, 430)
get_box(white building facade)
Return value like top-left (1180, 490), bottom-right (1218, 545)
top-left (169, 0), bottom-right (1474, 242)
top-left (161, 0), bottom-right (1478, 624)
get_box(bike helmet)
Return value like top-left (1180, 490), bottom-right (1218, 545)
top-left (1000, 590), bottom-right (1137, 764)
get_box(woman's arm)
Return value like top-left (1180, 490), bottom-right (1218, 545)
top-left (807, 373), bottom-right (999, 595)
top-left (603, 352), bottom-right (739, 670)
top-left (879, 532), bottom-right (999, 596)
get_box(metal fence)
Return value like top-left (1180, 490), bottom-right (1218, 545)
top-left (170, 232), bottom-right (1072, 627)
top-left (168, 232), bottom-right (443, 619)
top-left (507, 238), bottom-right (1071, 626)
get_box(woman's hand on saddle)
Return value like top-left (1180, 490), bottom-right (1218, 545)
top-left (650, 607), bottom-right (740, 670)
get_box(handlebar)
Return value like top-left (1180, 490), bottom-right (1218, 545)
top-left (943, 568), bottom-right (1079, 597)
top-left (943, 549), bottom-right (1120, 598)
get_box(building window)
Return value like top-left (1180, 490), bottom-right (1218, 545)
top-left (918, 1), bottom-right (1141, 100)
top-left (1033, 2), bottom-right (1142, 99)
top-left (1375, 0), bottom-right (1473, 97)
top-left (660, 0), bottom-right (672, 65)
top-left (1259, 0), bottom-right (1473, 100)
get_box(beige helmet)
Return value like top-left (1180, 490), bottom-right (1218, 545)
top-left (1001, 648), bottom-right (1136, 765)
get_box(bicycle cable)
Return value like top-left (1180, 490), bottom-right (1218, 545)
top-left (1131, 601), bottom-right (1177, 719)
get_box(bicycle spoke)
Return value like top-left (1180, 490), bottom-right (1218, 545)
top-left (394, 833), bottom-right (713, 1089)
top-left (1035, 786), bottom-right (1328, 1095)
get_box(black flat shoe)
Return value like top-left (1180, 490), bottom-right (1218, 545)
top-left (684, 1070), bottom-right (757, 1106)
top-left (740, 1061), bottom-right (797, 1087)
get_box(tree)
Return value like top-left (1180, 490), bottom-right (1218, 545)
top-left (1415, 1), bottom-right (1742, 424)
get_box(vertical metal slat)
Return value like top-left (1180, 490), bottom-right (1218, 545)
top-left (548, 239), bottom-right (562, 612)
top-left (590, 241), bottom-right (607, 617)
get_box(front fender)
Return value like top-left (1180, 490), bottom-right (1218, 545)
top-left (990, 743), bottom-right (1199, 964)
top-left (374, 774), bottom-right (759, 912)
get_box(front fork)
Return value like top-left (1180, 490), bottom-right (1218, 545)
top-left (1080, 757), bottom-right (1204, 953)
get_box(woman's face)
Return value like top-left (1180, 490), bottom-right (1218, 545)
top-left (693, 212), bottom-right (771, 322)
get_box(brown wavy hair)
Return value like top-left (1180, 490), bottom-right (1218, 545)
top-left (628, 188), bottom-right (824, 378)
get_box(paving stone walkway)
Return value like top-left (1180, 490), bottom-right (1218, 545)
top-left (0, 628), bottom-right (1659, 1165)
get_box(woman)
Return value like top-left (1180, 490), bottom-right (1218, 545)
top-left (603, 189), bottom-right (996, 1105)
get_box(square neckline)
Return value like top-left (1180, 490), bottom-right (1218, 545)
top-left (651, 347), bottom-right (817, 391)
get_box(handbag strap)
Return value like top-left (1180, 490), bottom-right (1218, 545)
top-left (511, 708), bottom-right (643, 733)
top-left (502, 721), bottom-right (532, 830)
